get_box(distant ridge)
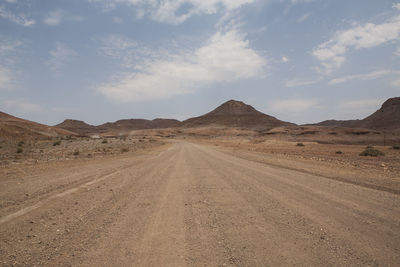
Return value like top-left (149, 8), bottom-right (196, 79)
top-left (56, 119), bottom-right (97, 136)
top-left (181, 100), bottom-right (294, 130)
top-left (56, 118), bottom-right (181, 136)
top-left (312, 97), bottom-right (400, 131)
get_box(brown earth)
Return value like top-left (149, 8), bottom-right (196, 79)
top-left (1, 139), bottom-right (399, 266)
top-left (0, 112), bottom-right (75, 141)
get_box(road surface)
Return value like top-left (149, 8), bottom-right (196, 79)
top-left (1, 141), bottom-right (399, 266)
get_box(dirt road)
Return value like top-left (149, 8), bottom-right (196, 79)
top-left (1, 141), bottom-right (399, 266)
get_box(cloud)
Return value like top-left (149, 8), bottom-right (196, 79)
top-left (392, 79), bottom-right (400, 88)
top-left (0, 67), bottom-right (12, 89)
top-left (97, 29), bottom-right (267, 102)
top-left (337, 99), bottom-right (383, 118)
top-left (2, 99), bottom-right (42, 112)
top-left (88, 0), bottom-right (255, 24)
top-left (0, 5), bottom-right (35, 26)
top-left (269, 99), bottom-right (319, 113)
top-left (5, 0), bottom-right (17, 3)
top-left (395, 47), bottom-right (400, 56)
top-left (43, 10), bottom-right (63, 26)
top-left (285, 79), bottom-right (317, 87)
top-left (313, 14), bottom-right (400, 74)
top-left (281, 56), bottom-right (289, 63)
top-left (297, 12), bottom-right (312, 23)
top-left (328, 69), bottom-right (394, 85)
top-left (112, 16), bottom-right (123, 23)
top-left (47, 43), bottom-right (77, 73)
top-left (290, 0), bottom-right (315, 4)
top-left (394, 3), bottom-right (400, 11)
top-left (0, 37), bottom-right (23, 89)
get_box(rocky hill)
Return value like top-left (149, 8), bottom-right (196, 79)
top-left (56, 119), bottom-right (98, 136)
top-left (359, 97), bottom-right (400, 131)
top-left (313, 97), bottom-right (400, 131)
top-left (56, 118), bottom-right (181, 136)
top-left (181, 100), bottom-right (294, 130)
top-left (0, 112), bottom-right (75, 140)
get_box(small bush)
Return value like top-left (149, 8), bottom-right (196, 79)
top-left (336, 151), bottom-right (343, 154)
top-left (18, 141), bottom-right (24, 146)
top-left (102, 139), bottom-right (108, 144)
top-left (121, 148), bottom-right (129, 153)
top-left (73, 150), bottom-right (79, 156)
top-left (392, 145), bottom-right (400, 150)
top-left (53, 140), bottom-right (61, 146)
top-left (16, 147), bottom-right (23, 153)
top-left (366, 145), bottom-right (374, 149)
top-left (359, 148), bottom-right (385, 157)
top-left (296, 143), bottom-right (305, 147)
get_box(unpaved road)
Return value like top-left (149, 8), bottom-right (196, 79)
top-left (1, 141), bottom-right (399, 266)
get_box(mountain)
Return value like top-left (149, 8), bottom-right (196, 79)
top-left (181, 100), bottom-right (294, 130)
top-left (312, 97), bottom-right (400, 131)
top-left (56, 119), bottom-right (98, 136)
top-left (0, 112), bottom-right (75, 140)
top-left (311, 119), bottom-right (361, 128)
top-left (96, 118), bottom-right (181, 134)
top-left (56, 118), bottom-right (181, 136)
top-left (358, 97), bottom-right (400, 131)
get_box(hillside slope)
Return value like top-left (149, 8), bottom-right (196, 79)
top-left (181, 100), bottom-right (294, 130)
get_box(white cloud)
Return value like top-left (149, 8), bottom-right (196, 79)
top-left (0, 38), bottom-right (23, 89)
top-left (297, 12), bottom-right (312, 23)
top-left (328, 69), bottom-right (393, 85)
top-left (395, 47), bottom-right (400, 56)
top-left (2, 99), bottom-right (42, 112)
top-left (5, 0), bottom-right (17, 3)
top-left (290, 0), bottom-right (315, 4)
top-left (337, 99), bottom-right (383, 119)
top-left (47, 43), bottom-right (77, 73)
top-left (0, 66), bottom-right (12, 89)
top-left (392, 79), bottom-right (400, 88)
top-left (285, 79), bottom-right (317, 87)
top-left (97, 30), bottom-right (267, 102)
top-left (88, 0), bottom-right (255, 24)
top-left (269, 99), bottom-right (319, 113)
top-left (0, 5), bottom-right (35, 26)
top-left (394, 3), bottom-right (400, 11)
top-left (281, 56), bottom-right (289, 63)
top-left (43, 10), bottom-right (63, 26)
top-left (112, 16), bottom-right (123, 23)
top-left (313, 14), bottom-right (400, 74)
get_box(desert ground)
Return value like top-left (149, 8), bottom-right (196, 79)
top-left (1, 136), bottom-right (399, 266)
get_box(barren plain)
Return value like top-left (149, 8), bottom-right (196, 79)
top-left (1, 137), bottom-right (399, 266)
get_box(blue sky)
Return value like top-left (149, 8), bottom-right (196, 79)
top-left (0, 0), bottom-right (399, 125)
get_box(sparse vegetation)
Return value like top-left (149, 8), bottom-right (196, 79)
top-left (73, 150), bottom-right (80, 156)
top-left (16, 147), bottom-right (23, 153)
top-left (336, 151), bottom-right (343, 154)
top-left (359, 148), bottom-right (385, 157)
top-left (53, 140), bottom-right (61, 146)
top-left (392, 145), bottom-right (400, 150)
top-left (121, 148), bottom-right (129, 153)
top-left (102, 139), bottom-right (108, 144)
top-left (18, 141), bottom-right (24, 146)
top-left (296, 143), bottom-right (305, 147)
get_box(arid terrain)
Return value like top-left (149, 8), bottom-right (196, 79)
top-left (0, 136), bottom-right (400, 266)
top-left (1, 97), bottom-right (400, 266)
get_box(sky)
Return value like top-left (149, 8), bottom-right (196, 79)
top-left (0, 0), bottom-right (399, 125)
